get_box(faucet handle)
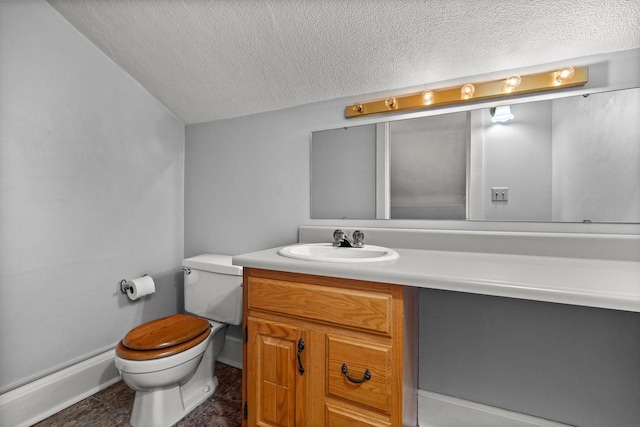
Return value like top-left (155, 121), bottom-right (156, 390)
top-left (352, 230), bottom-right (364, 247)
top-left (333, 229), bottom-right (345, 246)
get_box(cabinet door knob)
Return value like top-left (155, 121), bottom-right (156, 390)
top-left (341, 363), bottom-right (371, 384)
top-left (297, 338), bottom-right (305, 375)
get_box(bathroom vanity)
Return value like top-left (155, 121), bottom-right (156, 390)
top-left (234, 226), bottom-right (640, 426)
top-left (242, 268), bottom-right (417, 426)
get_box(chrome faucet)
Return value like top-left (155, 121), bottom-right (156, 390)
top-left (333, 229), bottom-right (351, 247)
top-left (332, 229), bottom-right (365, 248)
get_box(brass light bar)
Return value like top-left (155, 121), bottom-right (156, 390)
top-left (345, 66), bottom-right (588, 118)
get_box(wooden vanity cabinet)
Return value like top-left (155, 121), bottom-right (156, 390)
top-left (242, 268), bottom-right (418, 426)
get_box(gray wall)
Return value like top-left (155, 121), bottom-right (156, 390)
top-left (185, 103), bottom-right (329, 257)
top-left (0, 0), bottom-right (184, 391)
top-left (420, 290), bottom-right (640, 427)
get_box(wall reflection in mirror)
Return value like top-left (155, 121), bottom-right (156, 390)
top-left (310, 87), bottom-right (640, 223)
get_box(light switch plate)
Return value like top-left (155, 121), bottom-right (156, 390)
top-left (491, 187), bottom-right (509, 202)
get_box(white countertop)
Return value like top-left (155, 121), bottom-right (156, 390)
top-left (233, 244), bottom-right (640, 312)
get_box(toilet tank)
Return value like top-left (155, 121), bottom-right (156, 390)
top-left (182, 254), bottom-right (243, 325)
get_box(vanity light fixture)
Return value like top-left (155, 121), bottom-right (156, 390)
top-left (345, 66), bottom-right (588, 118)
top-left (490, 105), bottom-right (514, 123)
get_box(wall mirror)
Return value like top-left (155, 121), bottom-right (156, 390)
top-left (310, 87), bottom-right (640, 223)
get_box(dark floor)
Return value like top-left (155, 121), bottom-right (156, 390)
top-left (34, 362), bottom-right (242, 427)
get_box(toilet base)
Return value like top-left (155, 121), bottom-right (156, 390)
top-left (129, 377), bottom-right (218, 427)
top-left (129, 339), bottom-right (218, 427)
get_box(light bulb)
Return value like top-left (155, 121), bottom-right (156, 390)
top-left (422, 90), bottom-right (435, 105)
top-left (503, 75), bottom-right (521, 93)
top-left (385, 97), bottom-right (397, 109)
top-left (555, 66), bottom-right (575, 84)
top-left (461, 84), bottom-right (475, 100)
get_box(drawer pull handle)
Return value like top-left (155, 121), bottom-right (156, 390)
top-left (341, 363), bottom-right (371, 384)
top-left (297, 338), bottom-right (305, 375)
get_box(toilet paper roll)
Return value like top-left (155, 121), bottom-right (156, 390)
top-left (126, 275), bottom-right (155, 301)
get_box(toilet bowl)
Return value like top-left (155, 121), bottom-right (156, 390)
top-left (114, 315), bottom-right (227, 427)
top-left (115, 255), bottom-right (243, 427)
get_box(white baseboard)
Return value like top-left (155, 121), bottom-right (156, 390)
top-left (0, 349), bottom-right (120, 427)
top-left (418, 390), bottom-right (572, 427)
top-left (1, 349), bottom-right (574, 427)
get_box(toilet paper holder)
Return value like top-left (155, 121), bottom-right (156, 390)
top-left (120, 274), bottom-right (149, 295)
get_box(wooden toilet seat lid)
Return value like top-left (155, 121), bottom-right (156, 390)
top-left (115, 328), bottom-right (210, 361)
top-left (122, 314), bottom-right (211, 351)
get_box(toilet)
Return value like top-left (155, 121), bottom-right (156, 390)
top-left (114, 254), bottom-right (243, 427)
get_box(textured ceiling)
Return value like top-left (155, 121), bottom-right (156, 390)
top-left (46, 0), bottom-right (640, 124)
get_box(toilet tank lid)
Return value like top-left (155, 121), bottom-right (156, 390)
top-left (182, 254), bottom-right (243, 276)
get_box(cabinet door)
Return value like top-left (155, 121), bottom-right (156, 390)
top-left (247, 317), bottom-right (309, 426)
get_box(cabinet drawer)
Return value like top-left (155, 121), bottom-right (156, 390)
top-left (326, 403), bottom-right (391, 426)
top-left (248, 277), bottom-right (392, 334)
top-left (327, 335), bottom-right (391, 413)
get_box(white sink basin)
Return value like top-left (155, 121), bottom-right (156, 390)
top-left (278, 243), bottom-right (399, 263)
